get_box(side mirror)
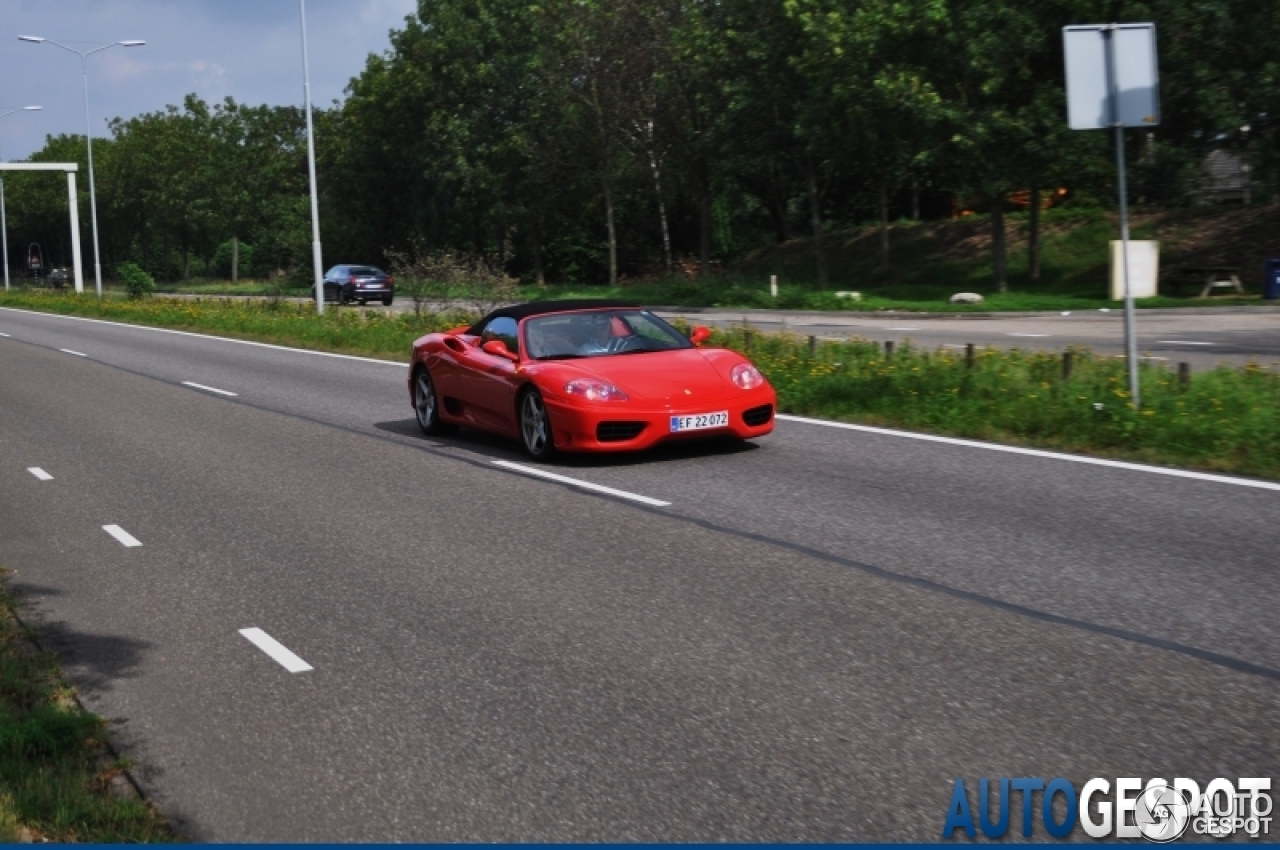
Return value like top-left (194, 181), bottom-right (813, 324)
top-left (482, 339), bottom-right (520, 363)
top-left (689, 326), bottom-right (712, 346)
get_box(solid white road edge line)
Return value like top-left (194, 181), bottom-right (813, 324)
top-left (492, 460), bottom-right (672, 506)
top-left (238, 628), bottom-right (313, 673)
top-left (27, 467), bottom-right (53, 481)
top-left (0, 307), bottom-right (407, 367)
top-left (102, 524), bottom-right (143, 547)
top-left (774, 414), bottom-right (1280, 492)
top-left (60, 348), bottom-right (86, 357)
top-left (181, 380), bottom-right (239, 397)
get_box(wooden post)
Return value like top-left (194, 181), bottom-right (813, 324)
top-left (1062, 350), bottom-right (1074, 381)
top-left (808, 335), bottom-right (817, 357)
top-left (770, 274), bottom-right (778, 298)
top-left (1178, 361), bottom-right (1190, 391)
top-left (965, 343), bottom-right (975, 369)
top-left (884, 340), bottom-right (895, 359)
top-left (744, 330), bottom-right (753, 352)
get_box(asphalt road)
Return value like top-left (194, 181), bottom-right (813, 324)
top-left (1, 306), bottom-right (1277, 841)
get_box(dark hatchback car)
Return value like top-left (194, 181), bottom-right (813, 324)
top-left (321, 264), bottom-right (395, 305)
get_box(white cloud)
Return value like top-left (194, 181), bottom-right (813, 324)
top-left (0, 0), bottom-right (417, 160)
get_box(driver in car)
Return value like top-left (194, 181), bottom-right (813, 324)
top-left (574, 313), bottom-right (617, 355)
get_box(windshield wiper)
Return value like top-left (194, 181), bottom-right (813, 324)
top-left (536, 353), bottom-right (586, 361)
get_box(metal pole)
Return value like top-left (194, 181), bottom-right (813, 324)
top-left (67, 171), bottom-right (84, 293)
top-left (1, 176), bottom-right (7, 291)
top-left (1105, 25), bottom-right (1141, 409)
top-left (81, 56), bottom-right (104, 298)
top-left (300, 0), bottom-right (325, 315)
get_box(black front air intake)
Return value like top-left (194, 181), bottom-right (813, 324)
top-left (596, 422), bottom-right (647, 442)
top-left (742, 404), bottom-right (773, 427)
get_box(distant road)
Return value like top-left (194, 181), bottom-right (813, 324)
top-left (658, 305), bottom-right (1280, 371)
top-left (157, 292), bottom-right (1280, 370)
top-left (2, 305), bottom-right (1277, 841)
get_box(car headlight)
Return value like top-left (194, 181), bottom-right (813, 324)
top-left (565, 379), bottom-right (629, 401)
top-left (731, 363), bottom-right (766, 389)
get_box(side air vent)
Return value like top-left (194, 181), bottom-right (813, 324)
top-left (742, 404), bottom-right (773, 427)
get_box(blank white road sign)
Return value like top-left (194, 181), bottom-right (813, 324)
top-left (1064, 24), bottom-right (1160, 129)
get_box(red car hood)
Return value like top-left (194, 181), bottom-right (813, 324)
top-left (550, 349), bottom-right (732, 401)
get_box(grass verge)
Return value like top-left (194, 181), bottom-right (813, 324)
top-left (0, 571), bottom-right (174, 842)
top-left (703, 326), bottom-right (1280, 480)
top-left (3, 291), bottom-right (1277, 480)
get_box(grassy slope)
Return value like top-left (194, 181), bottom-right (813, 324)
top-left (521, 202), bottom-right (1280, 311)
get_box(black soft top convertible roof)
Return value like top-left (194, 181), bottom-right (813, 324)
top-left (467, 299), bottom-right (642, 333)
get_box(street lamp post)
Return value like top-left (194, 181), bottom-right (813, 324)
top-left (299, 0), bottom-right (325, 315)
top-left (19, 36), bottom-right (145, 299)
top-left (0, 105), bottom-right (42, 292)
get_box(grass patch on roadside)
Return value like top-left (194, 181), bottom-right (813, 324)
top-left (0, 572), bottom-right (174, 843)
top-left (702, 325), bottom-right (1280, 480)
top-left (0, 290), bottom-right (458, 362)
top-left (4, 290), bottom-right (1277, 480)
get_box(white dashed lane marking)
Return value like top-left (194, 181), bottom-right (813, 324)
top-left (181, 381), bottom-right (239, 397)
top-left (27, 467), bottom-right (53, 481)
top-left (1007, 333), bottom-right (1050, 337)
top-left (492, 461), bottom-right (672, 507)
top-left (1158, 340), bottom-right (1216, 346)
top-left (239, 628), bottom-right (313, 673)
top-left (103, 525), bottom-right (143, 547)
top-left (60, 348), bottom-right (87, 357)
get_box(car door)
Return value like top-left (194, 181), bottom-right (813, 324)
top-left (455, 316), bottom-right (522, 435)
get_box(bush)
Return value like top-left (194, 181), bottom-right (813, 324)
top-left (116, 263), bottom-right (155, 299)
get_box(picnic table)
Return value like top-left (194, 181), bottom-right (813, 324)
top-left (1177, 266), bottom-right (1246, 297)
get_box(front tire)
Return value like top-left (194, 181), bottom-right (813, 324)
top-left (519, 388), bottom-right (556, 460)
top-left (414, 367), bottom-right (456, 436)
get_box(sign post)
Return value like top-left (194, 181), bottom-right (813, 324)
top-left (1064, 23), bottom-right (1159, 409)
top-left (0, 162), bottom-right (84, 292)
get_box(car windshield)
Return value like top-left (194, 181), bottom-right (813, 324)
top-left (524, 310), bottom-right (694, 360)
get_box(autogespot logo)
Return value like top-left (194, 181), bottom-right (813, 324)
top-left (942, 777), bottom-right (1273, 841)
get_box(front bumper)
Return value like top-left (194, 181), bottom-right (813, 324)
top-left (543, 390), bottom-right (776, 452)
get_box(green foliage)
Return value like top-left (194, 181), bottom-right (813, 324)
top-left (115, 262), bottom-right (155, 299)
top-left (8, 0), bottom-right (1277, 287)
top-left (212, 241), bottom-right (256, 279)
top-left (0, 577), bottom-right (174, 843)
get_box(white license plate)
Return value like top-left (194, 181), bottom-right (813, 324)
top-left (670, 410), bottom-right (729, 432)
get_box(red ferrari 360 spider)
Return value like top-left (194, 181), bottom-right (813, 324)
top-left (407, 300), bottom-right (775, 458)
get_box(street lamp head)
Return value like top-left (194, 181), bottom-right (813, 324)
top-left (120, 40), bottom-right (146, 47)
top-left (18, 36), bottom-right (46, 43)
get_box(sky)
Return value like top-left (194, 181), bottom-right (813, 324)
top-left (0, 0), bottom-right (418, 161)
